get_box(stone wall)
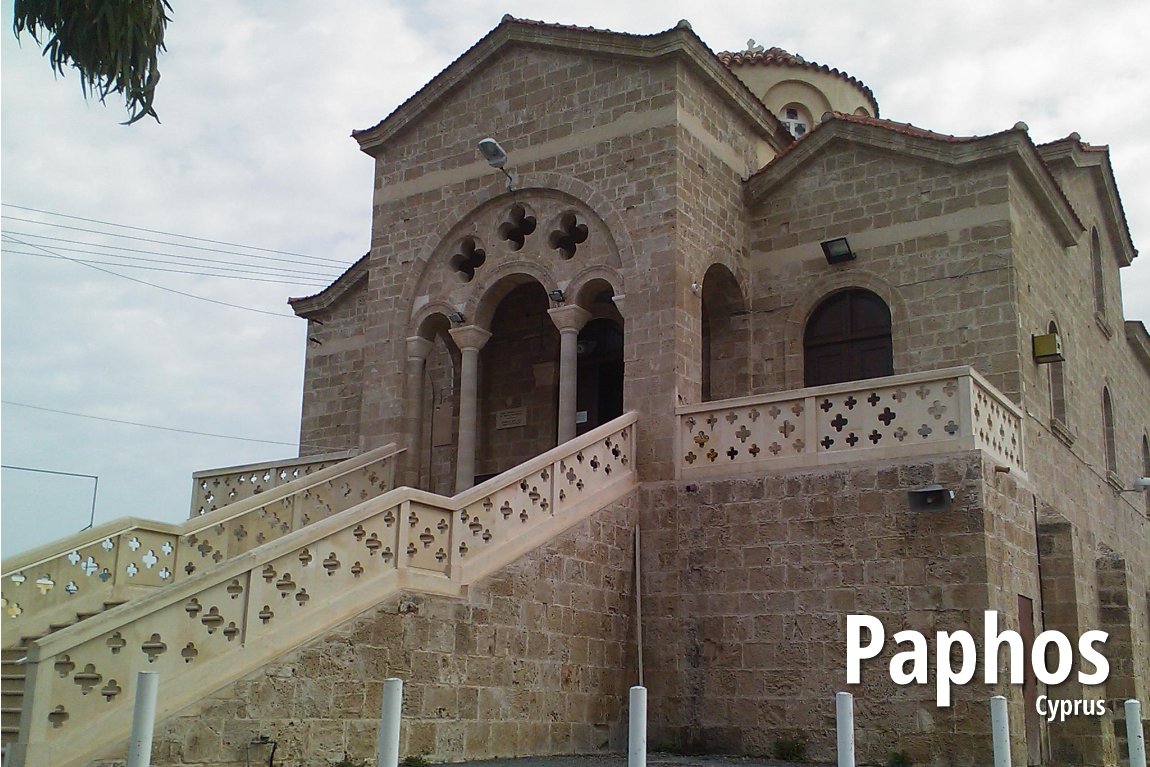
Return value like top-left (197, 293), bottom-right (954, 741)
top-left (144, 495), bottom-right (639, 767)
top-left (298, 280), bottom-right (369, 455)
top-left (638, 452), bottom-right (1038, 766)
top-left (745, 141), bottom-right (1019, 400)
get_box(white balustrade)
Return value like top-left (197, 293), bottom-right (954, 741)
top-left (677, 367), bottom-right (1024, 479)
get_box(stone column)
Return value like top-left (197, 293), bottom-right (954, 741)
top-left (404, 335), bottom-right (434, 487)
top-left (547, 305), bottom-right (592, 444)
top-left (448, 324), bottom-right (492, 492)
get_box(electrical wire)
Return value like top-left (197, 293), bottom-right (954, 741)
top-left (3, 246), bottom-right (331, 287)
top-left (0, 227), bottom-right (345, 274)
top-left (1, 203), bottom-right (351, 265)
top-left (1, 234), bottom-right (304, 318)
top-left (2, 400), bottom-right (303, 447)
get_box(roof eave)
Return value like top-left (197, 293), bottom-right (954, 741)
top-left (352, 18), bottom-right (792, 159)
top-left (1126, 320), bottom-right (1150, 375)
top-left (744, 118), bottom-right (1082, 247)
top-left (289, 254), bottom-right (369, 318)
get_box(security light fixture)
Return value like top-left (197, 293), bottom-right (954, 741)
top-left (821, 237), bottom-right (856, 264)
top-left (1121, 477), bottom-right (1150, 493)
top-left (548, 289), bottom-right (566, 303)
top-left (477, 137), bottom-right (517, 191)
top-left (448, 311), bottom-right (465, 325)
top-left (477, 138), bottom-right (508, 168)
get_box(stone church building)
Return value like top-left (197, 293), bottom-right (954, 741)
top-left (3, 15), bottom-right (1148, 767)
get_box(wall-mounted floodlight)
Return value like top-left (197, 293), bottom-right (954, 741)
top-left (548, 289), bottom-right (565, 303)
top-left (821, 237), bottom-right (855, 264)
top-left (477, 137), bottom-right (516, 191)
top-left (448, 311), bottom-right (465, 325)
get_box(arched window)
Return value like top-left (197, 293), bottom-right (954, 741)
top-left (780, 103), bottom-right (812, 138)
top-left (1048, 321), bottom-right (1068, 425)
top-left (1102, 387), bottom-right (1117, 476)
top-left (804, 289), bottom-right (893, 387)
top-left (1091, 227), bottom-right (1106, 315)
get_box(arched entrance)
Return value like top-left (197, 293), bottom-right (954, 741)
top-left (700, 263), bottom-right (747, 401)
top-left (803, 289), bottom-right (893, 386)
top-left (573, 279), bottom-right (624, 436)
top-left (475, 281), bottom-right (560, 482)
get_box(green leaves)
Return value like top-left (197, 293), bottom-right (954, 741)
top-left (12, 0), bottom-right (172, 125)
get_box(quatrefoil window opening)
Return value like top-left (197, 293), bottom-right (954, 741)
top-left (449, 237), bottom-right (486, 283)
top-left (498, 204), bottom-right (537, 250)
top-left (549, 212), bottom-right (589, 259)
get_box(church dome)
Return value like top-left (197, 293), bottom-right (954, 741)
top-left (718, 44), bottom-right (878, 138)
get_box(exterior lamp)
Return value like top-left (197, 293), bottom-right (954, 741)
top-left (477, 137), bottom-right (516, 191)
top-left (821, 237), bottom-right (855, 264)
top-left (548, 289), bottom-right (566, 303)
top-left (448, 311), bottom-right (465, 325)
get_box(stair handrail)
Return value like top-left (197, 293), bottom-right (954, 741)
top-left (1, 444), bottom-right (402, 650)
top-left (1, 444), bottom-right (400, 578)
top-left (12, 414), bottom-right (637, 767)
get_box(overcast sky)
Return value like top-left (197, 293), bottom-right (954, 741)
top-left (2, 1), bottom-right (1148, 557)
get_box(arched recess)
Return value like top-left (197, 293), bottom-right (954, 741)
top-left (572, 277), bottom-right (625, 436)
top-left (700, 262), bottom-right (748, 401)
top-left (1141, 434), bottom-right (1150, 516)
top-left (413, 311), bottom-right (459, 495)
top-left (783, 270), bottom-right (905, 390)
top-left (803, 289), bottom-right (893, 387)
top-left (1102, 387), bottom-right (1118, 476)
top-left (1048, 320), bottom-right (1068, 426)
top-left (1091, 226), bottom-right (1106, 315)
top-left (474, 277), bottom-right (560, 481)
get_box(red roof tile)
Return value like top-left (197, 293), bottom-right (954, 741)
top-left (717, 48), bottom-right (879, 117)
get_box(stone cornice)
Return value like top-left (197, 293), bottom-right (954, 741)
top-left (1126, 320), bottom-right (1150, 375)
top-left (352, 17), bottom-right (791, 158)
top-left (289, 254), bottom-right (368, 319)
top-left (744, 118), bottom-right (1083, 247)
top-left (1037, 139), bottom-right (1138, 266)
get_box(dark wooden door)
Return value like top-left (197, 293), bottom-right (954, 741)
top-left (1019, 595), bottom-right (1043, 765)
top-left (804, 289), bottom-right (893, 386)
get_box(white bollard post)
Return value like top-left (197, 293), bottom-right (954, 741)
top-left (836, 692), bottom-right (855, 767)
top-left (1127, 699), bottom-right (1147, 767)
top-left (126, 671), bottom-right (159, 767)
top-left (375, 678), bottom-right (403, 767)
top-left (629, 685), bottom-right (647, 767)
top-left (990, 696), bottom-right (1010, 767)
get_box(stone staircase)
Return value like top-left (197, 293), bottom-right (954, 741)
top-left (1, 442), bottom-right (403, 764)
top-left (2, 414), bottom-right (637, 767)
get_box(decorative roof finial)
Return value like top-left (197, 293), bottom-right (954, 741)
top-left (746, 38), bottom-right (764, 53)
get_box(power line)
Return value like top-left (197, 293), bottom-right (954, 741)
top-left (3, 246), bottom-right (331, 287)
top-left (2, 234), bottom-right (304, 318)
top-left (0, 227), bottom-right (345, 274)
top-left (2, 400), bottom-right (303, 447)
top-left (1, 203), bottom-right (353, 265)
top-left (1, 214), bottom-right (351, 268)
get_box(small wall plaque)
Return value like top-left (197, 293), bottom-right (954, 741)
top-left (496, 407), bottom-right (527, 430)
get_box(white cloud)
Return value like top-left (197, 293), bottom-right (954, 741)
top-left (3, 0), bottom-right (1149, 555)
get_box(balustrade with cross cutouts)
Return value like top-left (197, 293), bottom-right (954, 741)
top-left (13, 415), bottom-right (636, 767)
top-left (677, 367), bottom-right (1024, 479)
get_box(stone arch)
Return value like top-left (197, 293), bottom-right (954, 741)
top-left (567, 265), bottom-right (625, 311)
top-left (400, 178), bottom-right (634, 326)
top-left (467, 260), bottom-right (560, 331)
top-left (410, 300), bottom-right (462, 341)
top-left (700, 262), bottom-right (748, 401)
top-left (783, 270), bottom-right (907, 389)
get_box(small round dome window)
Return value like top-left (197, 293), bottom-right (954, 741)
top-left (780, 104), bottom-right (811, 138)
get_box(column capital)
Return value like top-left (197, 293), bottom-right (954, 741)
top-left (406, 335), bottom-right (435, 361)
top-left (547, 304), bottom-right (592, 334)
top-left (448, 324), bottom-right (492, 352)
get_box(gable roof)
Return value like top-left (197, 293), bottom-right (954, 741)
top-left (716, 47), bottom-right (879, 117)
top-left (351, 16), bottom-right (794, 157)
top-left (1037, 135), bottom-right (1138, 266)
top-left (289, 253), bottom-right (368, 318)
top-left (745, 112), bottom-right (1083, 246)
